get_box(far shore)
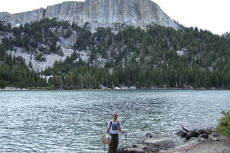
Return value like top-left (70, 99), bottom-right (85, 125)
top-left (0, 86), bottom-right (228, 91)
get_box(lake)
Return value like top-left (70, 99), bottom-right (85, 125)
top-left (0, 90), bottom-right (229, 152)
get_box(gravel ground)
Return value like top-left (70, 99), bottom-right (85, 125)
top-left (161, 137), bottom-right (230, 153)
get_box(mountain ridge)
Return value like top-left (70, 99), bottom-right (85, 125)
top-left (0, 0), bottom-right (179, 30)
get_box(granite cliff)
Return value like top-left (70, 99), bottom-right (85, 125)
top-left (0, 0), bottom-right (179, 30)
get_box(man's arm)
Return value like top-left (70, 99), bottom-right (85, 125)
top-left (105, 128), bottom-right (110, 134)
top-left (119, 127), bottom-right (127, 134)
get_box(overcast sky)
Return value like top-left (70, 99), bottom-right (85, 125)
top-left (0, 0), bottom-right (229, 35)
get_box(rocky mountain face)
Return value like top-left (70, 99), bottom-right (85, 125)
top-left (0, 0), bottom-right (178, 30)
top-left (0, 0), bottom-right (179, 72)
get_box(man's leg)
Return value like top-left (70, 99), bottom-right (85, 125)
top-left (108, 134), bottom-right (118, 153)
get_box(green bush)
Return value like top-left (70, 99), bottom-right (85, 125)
top-left (216, 111), bottom-right (230, 137)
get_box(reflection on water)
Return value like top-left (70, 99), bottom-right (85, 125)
top-left (0, 90), bottom-right (229, 152)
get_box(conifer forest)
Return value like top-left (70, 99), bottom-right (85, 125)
top-left (0, 19), bottom-right (230, 89)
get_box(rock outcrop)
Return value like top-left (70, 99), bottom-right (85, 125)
top-left (0, 0), bottom-right (179, 29)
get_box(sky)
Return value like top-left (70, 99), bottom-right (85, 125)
top-left (0, 0), bottom-right (229, 35)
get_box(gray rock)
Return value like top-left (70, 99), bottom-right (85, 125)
top-left (210, 137), bottom-right (220, 141)
top-left (0, 0), bottom-right (179, 30)
top-left (146, 133), bottom-right (153, 138)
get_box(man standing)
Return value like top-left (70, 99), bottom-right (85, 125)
top-left (105, 114), bottom-right (127, 153)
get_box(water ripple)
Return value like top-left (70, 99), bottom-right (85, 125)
top-left (0, 90), bottom-right (229, 152)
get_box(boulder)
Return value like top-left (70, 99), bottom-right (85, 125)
top-left (118, 136), bottom-right (175, 153)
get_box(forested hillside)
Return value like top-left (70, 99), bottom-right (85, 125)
top-left (0, 45), bottom-right (47, 88)
top-left (0, 19), bottom-right (230, 89)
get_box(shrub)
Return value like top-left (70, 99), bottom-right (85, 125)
top-left (216, 111), bottom-right (230, 137)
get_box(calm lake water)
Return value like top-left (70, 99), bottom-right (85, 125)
top-left (0, 90), bottom-right (229, 152)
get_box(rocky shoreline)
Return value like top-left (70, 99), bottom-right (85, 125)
top-left (117, 130), bottom-right (230, 153)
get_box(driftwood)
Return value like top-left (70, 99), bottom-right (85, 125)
top-left (176, 126), bottom-right (212, 141)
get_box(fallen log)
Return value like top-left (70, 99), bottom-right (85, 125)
top-left (176, 126), bottom-right (213, 141)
